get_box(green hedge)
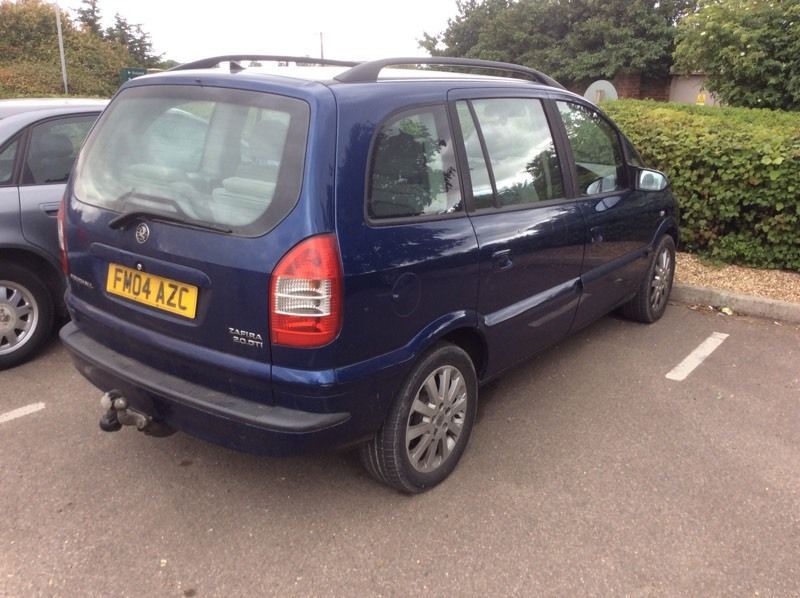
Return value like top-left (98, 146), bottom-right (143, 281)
top-left (603, 99), bottom-right (800, 271)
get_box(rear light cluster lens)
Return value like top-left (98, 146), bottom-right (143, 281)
top-left (274, 278), bottom-right (333, 316)
top-left (57, 194), bottom-right (68, 274)
top-left (270, 234), bottom-right (342, 348)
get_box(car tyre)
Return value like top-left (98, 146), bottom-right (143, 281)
top-left (0, 264), bottom-right (54, 370)
top-left (621, 235), bottom-right (676, 323)
top-left (359, 343), bottom-right (478, 493)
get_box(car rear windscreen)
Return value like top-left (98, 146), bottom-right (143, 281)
top-left (73, 85), bottom-right (310, 236)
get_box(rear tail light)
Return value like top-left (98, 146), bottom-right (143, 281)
top-left (57, 194), bottom-right (68, 274)
top-left (270, 234), bottom-right (342, 348)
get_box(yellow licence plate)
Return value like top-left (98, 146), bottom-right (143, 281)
top-left (106, 263), bottom-right (198, 319)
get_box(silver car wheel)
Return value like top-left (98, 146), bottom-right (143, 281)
top-left (0, 281), bottom-right (39, 356)
top-left (405, 365), bottom-right (468, 474)
top-left (650, 247), bottom-right (672, 312)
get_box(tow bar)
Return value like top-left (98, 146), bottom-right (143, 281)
top-left (98, 391), bottom-right (175, 437)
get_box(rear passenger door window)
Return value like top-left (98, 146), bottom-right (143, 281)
top-left (556, 101), bottom-right (625, 195)
top-left (368, 106), bottom-right (461, 220)
top-left (22, 115), bottom-right (96, 185)
top-left (455, 102), bottom-right (494, 210)
top-left (456, 98), bottom-right (564, 209)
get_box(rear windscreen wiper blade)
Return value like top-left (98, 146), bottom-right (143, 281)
top-left (108, 192), bottom-right (232, 233)
top-left (108, 209), bottom-right (233, 233)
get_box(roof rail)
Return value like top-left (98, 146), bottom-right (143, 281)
top-left (333, 57), bottom-right (564, 89)
top-left (170, 55), bottom-right (360, 72)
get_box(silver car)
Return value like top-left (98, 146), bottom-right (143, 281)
top-left (0, 98), bottom-right (107, 368)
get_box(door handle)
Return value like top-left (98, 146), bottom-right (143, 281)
top-left (40, 202), bottom-right (60, 217)
top-left (492, 248), bottom-right (513, 271)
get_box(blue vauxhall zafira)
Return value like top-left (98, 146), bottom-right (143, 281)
top-left (59, 56), bottom-right (679, 492)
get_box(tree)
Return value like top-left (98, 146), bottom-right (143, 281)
top-left (105, 13), bottom-right (162, 68)
top-left (76, 0), bottom-right (102, 37)
top-left (0, 0), bottom-right (63, 62)
top-left (673, 0), bottom-right (800, 110)
top-left (420, 0), bottom-right (697, 85)
top-left (0, 0), bottom-right (173, 97)
top-left (105, 13), bottom-right (132, 48)
top-left (128, 23), bottom-right (162, 67)
top-left (419, 0), bottom-right (510, 59)
top-left (0, 0), bottom-right (132, 97)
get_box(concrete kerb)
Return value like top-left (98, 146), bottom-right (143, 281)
top-left (671, 284), bottom-right (800, 324)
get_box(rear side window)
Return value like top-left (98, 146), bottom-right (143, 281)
top-left (457, 98), bottom-right (564, 209)
top-left (23, 115), bottom-right (96, 185)
top-left (74, 85), bottom-right (309, 236)
top-left (0, 138), bottom-right (19, 185)
top-left (556, 101), bottom-right (625, 195)
top-left (368, 105), bottom-right (461, 220)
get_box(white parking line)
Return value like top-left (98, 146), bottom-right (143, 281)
top-left (0, 402), bottom-right (46, 424)
top-left (666, 332), bottom-right (729, 381)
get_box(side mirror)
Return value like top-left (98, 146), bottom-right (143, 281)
top-left (636, 168), bottom-right (669, 192)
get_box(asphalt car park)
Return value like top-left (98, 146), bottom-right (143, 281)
top-left (1, 303), bottom-right (798, 596)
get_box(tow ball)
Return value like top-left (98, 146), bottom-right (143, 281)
top-left (98, 391), bottom-right (175, 437)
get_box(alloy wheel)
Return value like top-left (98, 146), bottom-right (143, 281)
top-left (0, 281), bottom-right (39, 356)
top-left (650, 247), bottom-right (673, 313)
top-left (405, 365), bottom-right (468, 473)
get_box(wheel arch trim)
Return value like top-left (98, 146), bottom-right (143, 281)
top-left (334, 310), bottom-right (485, 384)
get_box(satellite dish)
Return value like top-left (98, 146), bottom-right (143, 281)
top-left (584, 80), bottom-right (618, 103)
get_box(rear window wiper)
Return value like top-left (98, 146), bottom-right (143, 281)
top-left (108, 192), bottom-right (232, 233)
top-left (108, 210), bottom-right (232, 233)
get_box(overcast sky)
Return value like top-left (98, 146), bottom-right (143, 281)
top-left (62, 0), bottom-right (459, 63)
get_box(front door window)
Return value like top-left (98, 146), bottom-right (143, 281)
top-left (556, 101), bottom-right (626, 195)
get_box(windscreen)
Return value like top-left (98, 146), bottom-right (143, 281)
top-left (74, 85), bottom-right (310, 236)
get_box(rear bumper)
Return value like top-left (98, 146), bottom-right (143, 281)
top-left (60, 321), bottom-right (360, 456)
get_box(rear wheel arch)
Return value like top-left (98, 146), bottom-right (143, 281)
top-left (441, 327), bottom-right (487, 380)
top-left (0, 248), bottom-right (65, 318)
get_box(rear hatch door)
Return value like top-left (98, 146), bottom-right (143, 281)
top-left (65, 80), bottom-right (330, 400)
